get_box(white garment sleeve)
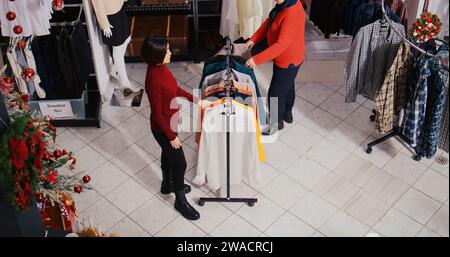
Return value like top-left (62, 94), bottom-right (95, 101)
top-left (24, 38), bottom-right (46, 98)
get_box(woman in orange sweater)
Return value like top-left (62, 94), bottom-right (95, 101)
top-left (246, 0), bottom-right (306, 135)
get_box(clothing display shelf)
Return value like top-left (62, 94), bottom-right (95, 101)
top-left (125, 1), bottom-right (192, 16)
top-left (191, 0), bottom-right (222, 62)
top-left (197, 37), bottom-right (257, 208)
top-left (46, 4), bottom-right (102, 128)
top-left (125, 1), bottom-right (194, 62)
top-left (366, 0), bottom-right (450, 161)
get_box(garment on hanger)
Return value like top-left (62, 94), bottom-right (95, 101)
top-left (194, 100), bottom-right (264, 190)
top-left (236, 0), bottom-right (273, 39)
top-left (345, 20), bottom-right (405, 103)
top-left (343, 0), bottom-right (366, 35)
top-left (351, 3), bottom-right (400, 36)
top-left (30, 24), bottom-right (94, 100)
top-left (24, 38), bottom-right (46, 99)
top-left (414, 51), bottom-right (449, 159)
top-left (6, 41), bottom-right (27, 94)
top-left (310, 0), bottom-right (349, 38)
top-left (220, 0), bottom-right (239, 41)
top-left (0, 0), bottom-right (53, 37)
top-left (375, 43), bottom-right (410, 133)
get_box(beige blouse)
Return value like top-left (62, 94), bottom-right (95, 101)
top-left (91, 0), bottom-right (127, 30)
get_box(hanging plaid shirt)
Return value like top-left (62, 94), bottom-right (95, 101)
top-left (403, 55), bottom-right (430, 148)
top-left (415, 58), bottom-right (448, 159)
top-left (345, 20), bottom-right (405, 103)
top-left (375, 43), bottom-right (410, 134)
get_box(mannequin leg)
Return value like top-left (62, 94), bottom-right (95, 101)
top-left (111, 36), bottom-right (141, 92)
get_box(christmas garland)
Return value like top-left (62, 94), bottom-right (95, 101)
top-left (410, 12), bottom-right (442, 43)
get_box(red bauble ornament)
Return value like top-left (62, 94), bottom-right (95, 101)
top-left (4, 76), bottom-right (13, 84)
top-left (13, 25), bottom-right (22, 35)
top-left (35, 193), bottom-right (44, 203)
top-left (54, 149), bottom-right (62, 158)
top-left (52, 0), bottom-right (64, 11)
top-left (74, 185), bottom-right (82, 194)
top-left (21, 68), bottom-right (35, 82)
top-left (17, 39), bottom-right (27, 49)
top-left (82, 175), bottom-right (91, 184)
top-left (43, 153), bottom-right (50, 161)
top-left (6, 11), bottom-right (16, 21)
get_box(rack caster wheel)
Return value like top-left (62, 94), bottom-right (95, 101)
top-left (197, 201), bottom-right (205, 206)
top-left (366, 147), bottom-right (373, 154)
top-left (370, 115), bottom-right (376, 122)
top-left (247, 202), bottom-right (255, 207)
top-left (414, 155), bottom-right (422, 162)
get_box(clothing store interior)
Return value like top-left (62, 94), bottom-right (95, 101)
top-left (0, 0), bottom-right (449, 238)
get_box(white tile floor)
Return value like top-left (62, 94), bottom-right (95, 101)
top-left (57, 60), bottom-right (450, 237)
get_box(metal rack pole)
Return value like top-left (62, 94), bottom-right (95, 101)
top-left (198, 37), bottom-right (257, 207)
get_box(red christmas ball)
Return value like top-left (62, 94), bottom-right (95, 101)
top-left (54, 149), bottom-right (62, 158)
top-left (35, 193), bottom-right (44, 203)
top-left (13, 25), bottom-right (22, 35)
top-left (17, 39), bottom-right (27, 49)
top-left (6, 11), bottom-right (16, 21)
top-left (4, 76), bottom-right (13, 84)
top-left (52, 0), bottom-right (64, 11)
top-left (21, 68), bottom-right (35, 81)
top-left (44, 153), bottom-right (50, 161)
top-left (74, 185), bottom-right (82, 194)
top-left (82, 175), bottom-right (91, 184)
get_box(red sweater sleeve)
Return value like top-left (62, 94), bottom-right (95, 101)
top-left (149, 85), bottom-right (177, 141)
top-left (177, 86), bottom-right (195, 103)
top-left (250, 18), bottom-right (269, 44)
top-left (252, 13), bottom-right (298, 65)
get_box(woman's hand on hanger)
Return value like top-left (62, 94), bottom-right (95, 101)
top-left (245, 58), bottom-right (257, 69)
top-left (246, 40), bottom-right (255, 51)
top-left (170, 137), bottom-right (182, 149)
top-left (200, 100), bottom-right (212, 109)
top-left (103, 24), bottom-right (114, 38)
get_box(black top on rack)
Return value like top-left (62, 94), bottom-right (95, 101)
top-left (125, 2), bottom-right (193, 16)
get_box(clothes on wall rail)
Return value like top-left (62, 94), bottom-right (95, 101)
top-left (309, 0), bottom-right (406, 38)
top-left (0, 0), bottom-right (53, 37)
top-left (31, 23), bottom-right (94, 100)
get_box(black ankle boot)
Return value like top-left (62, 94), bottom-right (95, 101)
top-left (284, 113), bottom-right (294, 124)
top-left (175, 191), bottom-right (200, 220)
top-left (161, 169), bottom-right (192, 194)
top-left (262, 121), bottom-right (284, 136)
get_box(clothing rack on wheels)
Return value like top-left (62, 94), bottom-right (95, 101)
top-left (365, 0), bottom-right (449, 161)
top-left (197, 37), bottom-right (257, 207)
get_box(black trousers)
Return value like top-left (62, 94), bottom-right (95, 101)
top-left (152, 131), bottom-right (187, 192)
top-left (269, 64), bottom-right (300, 123)
top-left (251, 40), bottom-right (301, 123)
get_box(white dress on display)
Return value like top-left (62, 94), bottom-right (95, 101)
top-left (220, 0), bottom-right (239, 41)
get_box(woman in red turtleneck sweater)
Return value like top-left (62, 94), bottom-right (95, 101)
top-left (142, 37), bottom-right (205, 221)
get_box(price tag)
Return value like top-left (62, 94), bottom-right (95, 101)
top-left (38, 101), bottom-right (74, 119)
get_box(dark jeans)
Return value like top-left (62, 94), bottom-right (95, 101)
top-left (251, 40), bottom-right (301, 123)
top-left (152, 131), bottom-right (187, 192)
